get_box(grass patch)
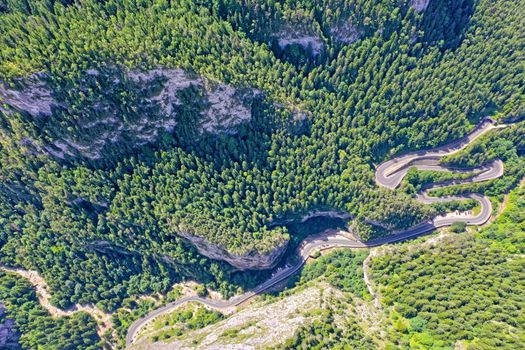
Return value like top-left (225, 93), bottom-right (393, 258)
top-left (145, 303), bottom-right (224, 343)
top-left (219, 321), bottom-right (257, 340)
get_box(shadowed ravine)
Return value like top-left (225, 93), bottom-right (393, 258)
top-left (123, 118), bottom-right (508, 346)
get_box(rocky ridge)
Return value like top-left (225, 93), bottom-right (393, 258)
top-left (277, 34), bottom-right (324, 56)
top-left (0, 68), bottom-right (259, 161)
top-left (177, 230), bottom-right (288, 271)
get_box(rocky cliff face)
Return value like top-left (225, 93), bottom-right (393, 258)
top-left (175, 210), bottom-right (352, 270)
top-left (0, 303), bottom-right (20, 349)
top-left (299, 210), bottom-right (352, 223)
top-left (0, 73), bottom-right (56, 117)
top-left (330, 21), bottom-right (362, 44)
top-left (0, 67), bottom-right (260, 161)
top-left (128, 68), bottom-right (257, 135)
top-left (410, 0), bottom-right (431, 12)
top-left (273, 17), bottom-right (326, 57)
top-left (177, 230), bottom-right (288, 271)
top-left (268, 210), bottom-right (352, 227)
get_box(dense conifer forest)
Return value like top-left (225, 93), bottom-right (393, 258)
top-left (0, 271), bottom-right (101, 349)
top-left (0, 0), bottom-right (523, 348)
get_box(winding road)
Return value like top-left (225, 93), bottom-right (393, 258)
top-left (126, 118), bottom-right (507, 347)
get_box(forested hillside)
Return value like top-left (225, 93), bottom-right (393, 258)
top-left (371, 182), bottom-right (525, 349)
top-left (0, 271), bottom-right (101, 349)
top-left (269, 182), bottom-right (525, 350)
top-left (0, 0), bottom-right (523, 347)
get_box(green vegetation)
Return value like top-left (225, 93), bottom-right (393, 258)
top-left (432, 122), bottom-right (525, 199)
top-left (479, 183), bottom-right (525, 253)
top-left (442, 124), bottom-right (525, 168)
top-left (0, 271), bottom-right (102, 349)
top-left (292, 250), bottom-right (368, 298)
top-left (402, 167), bottom-right (479, 195)
top-left (219, 321), bottom-right (256, 341)
top-left (430, 199), bottom-right (478, 216)
top-left (275, 250), bottom-right (374, 349)
top-left (277, 308), bottom-right (375, 350)
top-left (112, 298), bottom-right (158, 348)
top-left (370, 183), bottom-right (525, 349)
top-left (449, 221), bottom-right (467, 233)
top-left (111, 285), bottom-right (187, 348)
top-left (145, 303), bottom-right (223, 343)
top-left (0, 0), bottom-right (523, 347)
top-left (402, 121), bottom-right (525, 216)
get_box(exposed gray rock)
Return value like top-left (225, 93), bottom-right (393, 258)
top-left (2, 68), bottom-right (258, 161)
top-left (128, 68), bottom-right (200, 118)
top-left (177, 230), bottom-right (288, 271)
top-left (300, 210), bottom-right (352, 223)
top-left (269, 210), bottom-right (352, 227)
top-left (134, 283), bottom-right (346, 350)
top-left (277, 35), bottom-right (324, 56)
top-left (86, 69), bottom-right (100, 76)
top-left (87, 240), bottom-right (134, 256)
top-left (330, 21), bottom-right (361, 44)
top-left (201, 80), bottom-right (256, 134)
top-left (275, 22), bottom-right (325, 56)
top-left (410, 0), bottom-right (431, 13)
top-left (0, 74), bottom-right (57, 117)
top-left (128, 68), bottom-right (257, 134)
top-left (0, 303), bottom-right (20, 349)
top-left (363, 219), bottom-right (396, 230)
top-left (176, 210), bottom-right (351, 270)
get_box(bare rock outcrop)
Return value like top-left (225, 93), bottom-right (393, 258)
top-left (1, 68), bottom-right (259, 161)
top-left (176, 210), bottom-right (351, 270)
top-left (132, 284), bottom-right (346, 349)
top-left (0, 303), bottom-right (20, 349)
top-left (269, 210), bottom-right (351, 227)
top-left (0, 74), bottom-right (56, 117)
top-left (330, 21), bottom-right (362, 44)
top-left (275, 21), bottom-right (325, 57)
top-left (300, 210), bottom-right (352, 223)
top-left (129, 69), bottom-right (256, 134)
top-left (277, 35), bottom-right (324, 56)
top-left (410, 0), bottom-right (431, 12)
top-left (177, 230), bottom-right (288, 271)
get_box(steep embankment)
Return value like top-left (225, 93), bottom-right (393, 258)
top-left (0, 68), bottom-right (259, 161)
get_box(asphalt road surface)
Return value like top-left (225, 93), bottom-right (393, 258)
top-left (126, 118), bottom-right (507, 347)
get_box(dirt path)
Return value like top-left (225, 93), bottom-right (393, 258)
top-left (362, 250), bottom-right (381, 309)
top-left (0, 265), bottom-right (113, 341)
top-left (496, 177), bottom-right (525, 218)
